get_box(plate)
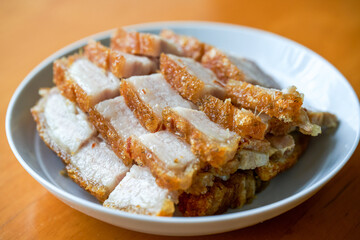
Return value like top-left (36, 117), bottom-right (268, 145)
top-left (6, 21), bottom-right (360, 236)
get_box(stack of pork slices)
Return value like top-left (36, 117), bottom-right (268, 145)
top-left (31, 28), bottom-right (338, 217)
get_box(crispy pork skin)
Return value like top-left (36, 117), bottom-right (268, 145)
top-left (163, 107), bottom-right (240, 168)
top-left (111, 28), bottom-right (183, 57)
top-left (84, 40), bottom-right (157, 78)
top-left (198, 95), bottom-right (267, 140)
top-left (160, 29), bottom-right (205, 61)
top-left (160, 54), bottom-right (225, 103)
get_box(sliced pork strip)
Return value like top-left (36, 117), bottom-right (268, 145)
top-left (53, 56), bottom-right (120, 112)
top-left (162, 107), bottom-right (240, 168)
top-left (31, 88), bottom-right (128, 202)
top-left (111, 28), bottom-right (183, 57)
top-left (84, 40), bottom-right (157, 78)
top-left (31, 88), bottom-right (96, 157)
top-left (130, 131), bottom-right (200, 191)
top-left (160, 53), bottom-right (225, 103)
top-left (67, 136), bottom-right (129, 202)
top-left (89, 96), bottom-right (148, 165)
top-left (160, 29), bottom-right (205, 61)
top-left (198, 95), bottom-right (267, 140)
top-left (121, 73), bottom-right (195, 132)
top-left (103, 165), bottom-right (177, 216)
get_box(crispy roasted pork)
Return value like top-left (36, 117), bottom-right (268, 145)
top-left (198, 95), bottom-right (267, 140)
top-left (84, 40), bottom-right (157, 78)
top-left (111, 28), bottom-right (183, 57)
top-left (130, 131), bottom-right (200, 191)
top-left (104, 165), bottom-right (177, 216)
top-left (31, 88), bottom-right (129, 202)
top-left (160, 53), bottom-right (225, 102)
top-left (120, 73), bottom-right (195, 132)
top-left (160, 29), bottom-right (205, 61)
top-left (53, 56), bottom-right (120, 112)
top-left (162, 107), bottom-right (240, 168)
top-left (88, 96), bottom-right (148, 165)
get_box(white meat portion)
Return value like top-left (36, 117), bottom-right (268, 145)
top-left (71, 137), bottom-right (129, 191)
top-left (139, 131), bottom-right (199, 174)
top-left (43, 89), bottom-right (96, 154)
top-left (114, 51), bottom-right (157, 78)
top-left (94, 96), bottom-right (148, 139)
top-left (125, 73), bottom-right (195, 117)
top-left (104, 165), bottom-right (176, 216)
top-left (68, 58), bottom-right (120, 106)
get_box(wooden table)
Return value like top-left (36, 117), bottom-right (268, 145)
top-left (1, 0), bottom-right (359, 239)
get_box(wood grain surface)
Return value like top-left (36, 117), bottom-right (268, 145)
top-left (1, 0), bottom-right (359, 239)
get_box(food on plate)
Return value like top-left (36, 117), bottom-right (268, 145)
top-left (120, 73), bottom-right (195, 132)
top-left (31, 28), bottom-right (338, 217)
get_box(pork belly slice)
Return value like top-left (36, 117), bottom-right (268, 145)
top-left (160, 54), bottom-right (226, 103)
top-left (226, 80), bottom-right (303, 122)
top-left (198, 95), bottom-right (267, 140)
top-left (130, 131), bottom-right (200, 190)
top-left (256, 133), bottom-right (310, 181)
top-left (226, 80), bottom-right (321, 136)
top-left (121, 73), bottom-right (195, 132)
top-left (104, 165), bottom-right (177, 216)
top-left (160, 29), bottom-right (205, 61)
top-left (67, 137), bottom-right (129, 202)
top-left (31, 88), bottom-right (96, 156)
top-left (111, 28), bottom-right (183, 57)
top-left (162, 107), bottom-right (241, 168)
top-left (178, 171), bottom-right (256, 216)
top-left (53, 56), bottom-right (120, 112)
top-left (31, 88), bottom-right (128, 202)
top-left (201, 46), bottom-right (280, 88)
top-left (84, 40), bottom-right (157, 78)
top-left (89, 96), bottom-right (148, 166)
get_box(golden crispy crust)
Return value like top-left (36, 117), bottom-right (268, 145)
top-left (109, 50), bottom-right (127, 78)
top-left (178, 171), bottom-right (255, 216)
top-left (53, 56), bottom-right (94, 113)
top-left (111, 28), bottom-right (161, 57)
top-left (226, 80), bottom-right (304, 123)
top-left (66, 163), bottom-right (109, 202)
top-left (255, 133), bottom-right (310, 181)
top-left (267, 117), bottom-right (294, 136)
top-left (160, 29), bottom-right (204, 61)
top-left (83, 40), bottom-right (110, 70)
top-left (88, 107), bottom-right (132, 166)
top-left (104, 199), bottom-right (174, 217)
top-left (162, 107), bottom-right (240, 168)
top-left (129, 136), bottom-right (197, 191)
top-left (160, 53), bottom-right (205, 102)
top-left (198, 95), bottom-right (267, 140)
top-left (201, 46), bottom-right (245, 83)
top-left (120, 80), bottom-right (162, 133)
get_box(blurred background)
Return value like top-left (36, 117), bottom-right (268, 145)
top-left (0, 0), bottom-right (359, 239)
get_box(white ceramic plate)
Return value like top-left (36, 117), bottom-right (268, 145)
top-left (6, 21), bottom-right (360, 236)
